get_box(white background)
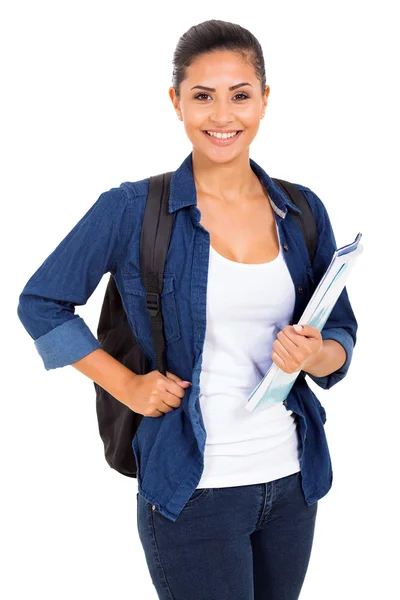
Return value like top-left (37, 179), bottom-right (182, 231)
top-left (2, 1), bottom-right (399, 598)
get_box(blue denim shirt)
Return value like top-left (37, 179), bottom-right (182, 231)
top-left (18, 152), bottom-right (357, 522)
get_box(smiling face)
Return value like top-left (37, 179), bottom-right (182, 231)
top-left (169, 50), bottom-right (270, 164)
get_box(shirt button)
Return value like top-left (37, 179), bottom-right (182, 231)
top-left (152, 505), bottom-right (156, 511)
top-left (283, 243), bottom-right (289, 251)
top-left (283, 400), bottom-right (288, 406)
top-left (297, 286), bottom-right (304, 294)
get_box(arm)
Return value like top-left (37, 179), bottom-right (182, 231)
top-left (71, 348), bottom-right (138, 407)
top-left (303, 338), bottom-right (347, 378)
top-left (17, 187), bottom-right (130, 370)
top-left (298, 185), bottom-right (358, 389)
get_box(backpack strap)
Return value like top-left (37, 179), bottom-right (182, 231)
top-left (140, 172), bottom-right (174, 375)
top-left (140, 173), bottom-right (317, 375)
top-left (272, 179), bottom-right (318, 265)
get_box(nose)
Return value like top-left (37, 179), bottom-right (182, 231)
top-left (209, 99), bottom-right (234, 124)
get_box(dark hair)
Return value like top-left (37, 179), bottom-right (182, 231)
top-left (172, 20), bottom-right (267, 97)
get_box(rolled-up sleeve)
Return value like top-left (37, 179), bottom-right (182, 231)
top-left (17, 187), bottom-right (130, 370)
top-left (299, 186), bottom-right (358, 390)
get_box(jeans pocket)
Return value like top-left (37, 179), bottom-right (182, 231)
top-left (182, 487), bottom-right (213, 509)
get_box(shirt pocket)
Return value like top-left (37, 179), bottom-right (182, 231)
top-left (122, 271), bottom-right (181, 345)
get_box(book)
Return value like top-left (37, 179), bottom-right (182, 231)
top-left (244, 233), bottom-right (363, 413)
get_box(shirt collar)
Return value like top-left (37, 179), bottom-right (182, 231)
top-left (168, 151), bottom-right (301, 218)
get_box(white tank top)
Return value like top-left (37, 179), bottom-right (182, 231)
top-left (197, 222), bottom-right (301, 489)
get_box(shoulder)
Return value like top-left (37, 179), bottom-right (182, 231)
top-left (293, 183), bottom-right (325, 212)
top-left (292, 182), bottom-right (331, 229)
top-left (292, 182), bottom-right (337, 249)
top-left (95, 177), bottom-right (150, 215)
top-left (118, 177), bottom-right (150, 203)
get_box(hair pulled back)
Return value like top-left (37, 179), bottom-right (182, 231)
top-left (172, 20), bottom-right (267, 96)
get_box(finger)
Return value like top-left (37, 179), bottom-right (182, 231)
top-left (165, 379), bottom-right (187, 399)
top-left (280, 325), bottom-right (319, 348)
top-left (166, 370), bottom-right (181, 382)
top-left (161, 388), bottom-right (184, 408)
top-left (277, 329), bottom-right (300, 352)
top-left (272, 339), bottom-right (293, 363)
top-left (292, 324), bottom-right (320, 339)
top-left (166, 371), bottom-right (192, 387)
top-left (273, 338), bottom-right (305, 371)
top-left (154, 408), bottom-right (167, 416)
top-left (271, 350), bottom-right (289, 373)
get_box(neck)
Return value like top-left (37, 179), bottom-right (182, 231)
top-left (191, 148), bottom-right (260, 203)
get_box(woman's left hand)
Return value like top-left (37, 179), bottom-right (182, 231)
top-left (271, 324), bottom-right (323, 374)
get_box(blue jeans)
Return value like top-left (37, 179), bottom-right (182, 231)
top-left (136, 471), bottom-right (318, 599)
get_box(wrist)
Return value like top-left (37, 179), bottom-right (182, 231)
top-left (303, 339), bottom-right (346, 378)
top-left (302, 344), bottom-right (325, 374)
top-left (119, 368), bottom-right (140, 398)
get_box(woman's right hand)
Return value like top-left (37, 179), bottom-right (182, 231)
top-left (121, 370), bottom-right (192, 417)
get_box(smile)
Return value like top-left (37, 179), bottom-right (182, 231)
top-left (202, 130), bottom-right (243, 145)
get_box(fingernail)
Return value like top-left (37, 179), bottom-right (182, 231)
top-left (182, 381), bottom-right (192, 385)
top-left (293, 324), bottom-right (302, 332)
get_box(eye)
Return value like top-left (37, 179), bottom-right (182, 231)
top-left (194, 93), bottom-right (211, 101)
top-left (194, 92), bottom-right (249, 101)
top-left (233, 93), bottom-right (249, 100)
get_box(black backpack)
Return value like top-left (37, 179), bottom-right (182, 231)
top-left (94, 172), bottom-right (318, 478)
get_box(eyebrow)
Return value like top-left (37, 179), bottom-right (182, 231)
top-left (190, 82), bottom-right (253, 92)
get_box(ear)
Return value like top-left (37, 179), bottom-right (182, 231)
top-left (260, 85), bottom-right (270, 119)
top-left (169, 87), bottom-right (182, 120)
top-left (263, 85), bottom-right (270, 111)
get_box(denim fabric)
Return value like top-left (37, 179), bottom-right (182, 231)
top-left (137, 471), bottom-right (318, 600)
top-left (17, 152), bottom-right (358, 523)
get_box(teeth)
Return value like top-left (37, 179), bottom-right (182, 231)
top-left (206, 131), bottom-right (239, 139)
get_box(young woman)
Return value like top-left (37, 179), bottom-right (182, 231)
top-left (18, 19), bottom-right (358, 600)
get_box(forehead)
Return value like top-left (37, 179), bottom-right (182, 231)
top-left (182, 50), bottom-right (256, 87)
